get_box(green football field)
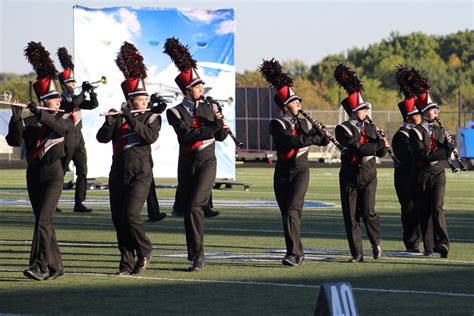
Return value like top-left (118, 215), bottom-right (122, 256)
top-left (0, 167), bottom-right (473, 315)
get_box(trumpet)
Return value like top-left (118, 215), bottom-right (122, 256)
top-left (365, 116), bottom-right (401, 167)
top-left (435, 117), bottom-right (468, 173)
top-left (74, 76), bottom-right (107, 92)
top-left (1, 91), bottom-right (64, 113)
top-left (298, 110), bottom-right (346, 152)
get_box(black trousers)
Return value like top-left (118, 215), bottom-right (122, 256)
top-left (109, 159), bottom-right (153, 272)
top-left (394, 172), bottom-right (421, 250)
top-left (61, 131), bottom-right (88, 206)
top-left (339, 176), bottom-right (381, 257)
top-left (26, 160), bottom-right (64, 273)
top-left (179, 154), bottom-right (216, 260)
top-left (273, 167), bottom-right (309, 256)
top-left (146, 177), bottom-right (160, 218)
top-left (173, 183), bottom-right (213, 214)
top-left (414, 170), bottom-right (449, 252)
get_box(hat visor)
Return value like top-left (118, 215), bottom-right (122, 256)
top-left (283, 95), bottom-right (302, 105)
top-left (421, 103), bottom-right (439, 113)
top-left (129, 91), bottom-right (149, 97)
top-left (352, 102), bottom-right (371, 112)
top-left (407, 109), bottom-right (420, 116)
top-left (187, 78), bottom-right (205, 89)
top-left (40, 92), bottom-right (61, 100)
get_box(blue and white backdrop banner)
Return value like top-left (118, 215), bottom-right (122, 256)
top-left (74, 6), bottom-right (236, 178)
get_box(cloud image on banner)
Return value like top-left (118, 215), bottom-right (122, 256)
top-left (73, 6), bottom-right (235, 178)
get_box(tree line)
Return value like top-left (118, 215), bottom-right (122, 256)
top-left (1, 30), bottom-right (472, 113)
top-left (237, 30), bottom-right (473, 113)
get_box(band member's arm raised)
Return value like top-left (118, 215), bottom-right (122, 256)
top-left (74, 89), bottom-right (99, 110)
top-left (128, 114), bottom-right (161, 145)
top-left (96, 110), bottom-right (118, 143)
top-left (209, 105), bottom-right (228, 141)
top-left (36, 109), bottom-right (69, 137)
top-left (335, 124), bottom-right (380, 156)
top-left (166, 108), bottom-right (215, 145)
top-left (6, 106), bottom-right (24, 147)
top-left (270, 119), bottom-right (319, 148)
top-left (409, 128), bottom-right (446, 162)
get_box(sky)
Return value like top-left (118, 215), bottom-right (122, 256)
top-left (0, 0), bottom-right (473, 75)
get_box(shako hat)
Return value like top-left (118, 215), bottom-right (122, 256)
top-left (163, 37), bottom-right (204, 94)
top-left (395, 65), bottom-right (419, 120)
top-left (334, 64), bottom-right (371, 115)
top-left (259, 58), bottom-right (301, 108)
top-left (57, 47), bottom-right (76, 84)
top-left (116, 42), bottom-right (148, 100)
top-left (24, 42), bottom-right (60, 102)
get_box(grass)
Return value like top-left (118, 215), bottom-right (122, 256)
top-left (0, 167), bottom-right (473, 315)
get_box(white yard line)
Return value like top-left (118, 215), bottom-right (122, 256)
top-left (0, 268), bottom-right (472, 298)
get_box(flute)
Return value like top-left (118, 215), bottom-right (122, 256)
top-left (0, 100), bottom-right (64, 113)
top-left (365, 116), bottom-right (401, 167)
top-left (99, 109), bottom-right (150, 116)
top-left (298, 109), bottom-right (346, 152)
top-left (435, 117), bottom-right (468, 172)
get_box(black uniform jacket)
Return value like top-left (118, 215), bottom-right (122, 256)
top-left (409, 120), bottom-right (449, 175)
top-left (335, 119), bottom-right (387, 186)
top-left (6, 110), bottom-right (68, 167)
top-left (270, 114), bottom-right (329, 170)
top-left (392, 123), bottom-right (416, 179)
top-left (166, 98), bottom-right (228, 158)
top-left (61, 91), bottom-right (99, 131)
top-left (96, 111), bottom-right (161, 163)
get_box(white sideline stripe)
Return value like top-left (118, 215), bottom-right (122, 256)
top-left (0, 268), bottom-right (472, 298)
top-left (1, 218), bottom-right (474, 242)
top-left (1, 240), bottom-right (473, 265)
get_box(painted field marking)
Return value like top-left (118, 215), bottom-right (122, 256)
top-left (0, 268), bottom-right (472, 298)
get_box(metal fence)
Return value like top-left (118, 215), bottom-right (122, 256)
top-left (236, 87), bottom-right (472, 160)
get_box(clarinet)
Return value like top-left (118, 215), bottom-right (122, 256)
top-left (298, 110), bottom-right (346, 152)
top-left (365, 116), bottom-right (401, 167)
top-left (202, 96), bottom-right (244, 148)
top-left (435, 117), bottom-right (468, 172)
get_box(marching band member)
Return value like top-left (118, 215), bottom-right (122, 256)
top-left (7, 42), bottom-right (68, 280)
top-left (334, 64), bottom-right (387, 263)
top-left (408, 70), bottom-right (450, 258)
top-left (260, 58), bottom-right (329, 266)
top-left (164, 37), bottom-right (228, 271)
top-left (392, 66), bottom-right (422, 252)
top-left (56, 47), bottom-right (99, 213)
top-left (96, 42), bottom-right (162, 275)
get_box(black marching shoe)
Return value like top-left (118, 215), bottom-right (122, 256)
top-left (438, 244), bottom-right (449, 258)
top-left (23, 266), bottom-right (44, 281)
top-left (282, 255), bottom-right (298, 267)
top-left (133, 255), bottom-right (152, 274)
top-left (188, 257), bottom-right (205, 272)
top-left (348, 254), bottom-right (364, 263)
top-left (204, 208), bottom-right (220, 218)
top-left (44, 269), bottom-right (64, 280)
top-left (423, 249), bottom-right (434, 256)
top-left (295, 255), bottom-right (305, 265)
top-left (372, 245), bottom-right (382, 260)
top-left (74, 204), bottom-right (92, 213)
top-left (171, 209), bottom-right (184, 217)
top-left (115, 269), bottom-right (132, 276)
top-left (55, 207), bottom-right (62, 213)
top-left (148, 213), bottom-right (167, 222)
